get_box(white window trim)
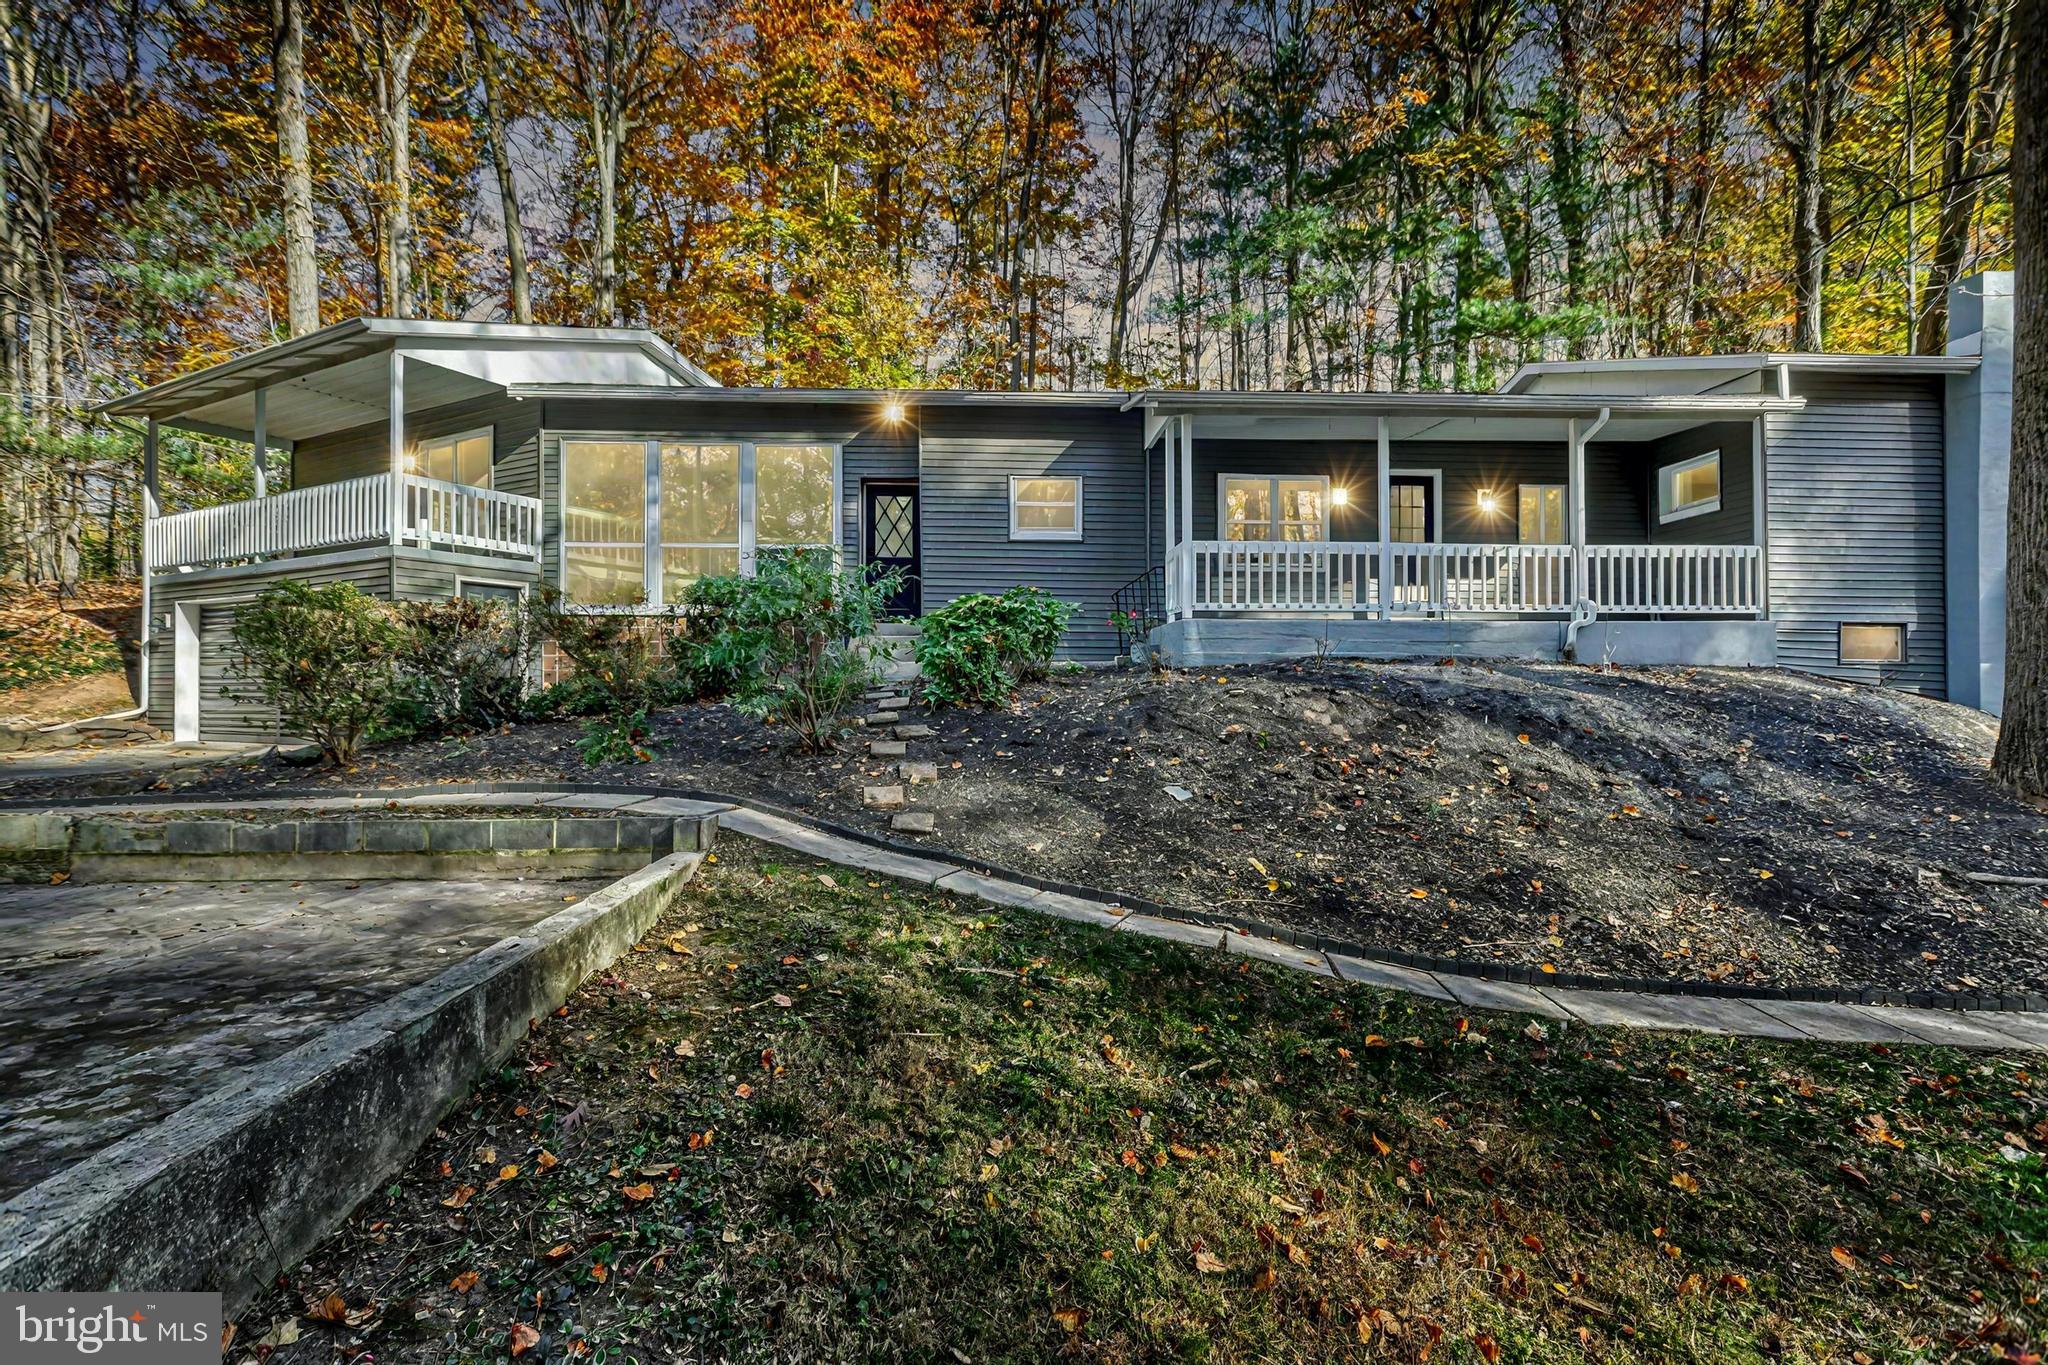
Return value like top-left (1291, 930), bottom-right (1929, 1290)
top-left (1839, 622), bottom-right (1907, 665)
top-left (1658, 450), bottom-right (1722, 525)
top-left (454, 574), bottom-right (529, 602)
top-left (1009, 473), bottom-right (1084, 541)
top-left (415, 425), bottom-right (495, 489)
top-left (1216, 472), bottom-right (1332, 542)
top-left (556, 434), bottom-right (842, 609)
top-left (1388, 468), bottom-right (1443, 545)
top-left (1517, 482), bottom-right (1567, 545)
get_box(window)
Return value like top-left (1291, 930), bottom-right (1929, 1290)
top-left (416, 428), bottom-right (493, 488)
top-left (1518, 484), bottom-right (1567, 544)
top-left (1010, 475), bottom-right (1083, 540)
top-left (1219, 474), bottom-right (1328, 542)
top-left (560, 437), bottom-right (838, 607)
top-left (660, 442), bottom-right (742, 599)
top-left (458, 578), bottom-right (526, 606)
top-left (1840, 623), bottom-right (1905, 664)
top-left (1658, 450), bottom-right (1721, 524)
top-left (563, 440), bottom-right (648, 606)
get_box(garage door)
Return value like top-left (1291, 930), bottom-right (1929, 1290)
top-left (198, 604), bottom-right (282, 741)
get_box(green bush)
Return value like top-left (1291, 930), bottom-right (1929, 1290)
top-left (226, 580), bottom-right (404, 766)
top-left (675, 549), bottom-right (897, 752)
top-left (914, 586), bottom-right (1075, 707)
top-left (526, 590), bottom-right (680, 764)
top-left (383, 597), bottom-right (538, 738)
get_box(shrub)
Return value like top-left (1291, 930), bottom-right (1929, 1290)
top-left (915, 586), bottom-right (1076, 707)
top-left (675, 549), bottom-right (897, 752)
top-left (226, 580), bottom-right (404, 766)
top-left (526, 590), bottom-right (680, 764)
top-left (383, 597), bottom-right (539, 738)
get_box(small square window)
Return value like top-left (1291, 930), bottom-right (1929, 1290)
top-left (1010, 474), bottom-right (1082, 540)
top-left (1840, 624), bottom-right (1905, 664)
top-left (1658, 451), bottom-right (1721, 524)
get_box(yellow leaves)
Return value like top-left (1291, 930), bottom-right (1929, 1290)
top-left (496, 1164), bottom-right (519, 1183)
top-left (688, 1127), bottom-right (716, 1151)
top-left (621, 1182), bottom-right (656, 1202)
top-left (1267, 1149), bottom-right (1289, 1166)
top-left (1050, 1307), bottom-right (1086, 1334)
top-left (1669, 1171), bottom-right (1700, 1194)
top-left (1516, 733), bottom-right (1531, 745)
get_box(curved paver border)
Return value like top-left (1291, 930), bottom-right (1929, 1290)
top-left (11, 781), bottom-right (2048, 1049)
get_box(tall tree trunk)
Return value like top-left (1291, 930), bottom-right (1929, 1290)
top-left (1993, 0), bottom-right (2047, 795)
top-left (272, 0), bottom-right (320, 335)
top-left (469, 15), bottom-right (531, 323)
top-left (1789, 128), bottom-right (1827, 350)
top-left (344, 0), bottom-right (430, 319)
top-left (1913, 0), bottom-right (2015, 356)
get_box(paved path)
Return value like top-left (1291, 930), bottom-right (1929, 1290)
top-left (0, 874), bottom-right (608, 1199)
top-left (37, 787), bottom-right (2048, 1053)
top-left (0, 740), bottom-right (268, 792)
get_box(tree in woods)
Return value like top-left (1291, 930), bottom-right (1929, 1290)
top-left (547, 0), bottom-right (663, 326)
top-left (272, 0), bottom-right (319, 335)
top-left (1992, 0), bottom-right (2044, 796)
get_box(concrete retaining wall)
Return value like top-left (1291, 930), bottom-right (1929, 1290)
top-left (1150, 616), bottom-right (1778, 670)
top-left (0, 811), bottom-right (717, 883)
top-left (1570, 620), bottom-right (1777, 668)
top-left (0, 850), bottom-right (703, 1309)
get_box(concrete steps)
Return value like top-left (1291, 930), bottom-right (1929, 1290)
top-left (866, 621), bottom-right (922, 683)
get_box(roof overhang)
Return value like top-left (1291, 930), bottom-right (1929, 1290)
top-left (1124, 389), bottom-right (1802, 444)
top-left (505, 384), bottom-right (1129, 407)
top-left (95, 317), bottom-right (720, 443)
top-left (1500, 352), bottom-right (1980, 398)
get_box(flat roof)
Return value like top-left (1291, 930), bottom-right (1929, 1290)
top-left (1501, 352), bottom-right (1979, 396)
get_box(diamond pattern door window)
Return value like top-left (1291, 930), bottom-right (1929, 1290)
top-left (874, 496), bottom-right (914, 559)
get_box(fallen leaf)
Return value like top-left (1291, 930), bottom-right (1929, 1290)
top-left (450, 1270), bottom-right (479, 1294)
top-left (306, 1293), bottom-right (348, 1323)
top-left (1051, 1307), bottom-right (1086, 1333)
top-left (622, 1183), bottom-right (656, 1202)
top-left (1670, 1172), bottom-right (1700, 1194)
top-left (1193, 1249), bottom-right (1227, 1274)
top-left (1831, 1245), bottom-right (1857, 1270)
top-left (439, 1184), bottom-right (477, 1209)
top-left (509, 1321), bottom-right (540, 1357)
top-left (497, 1164), bottom-right (519, 1182)
top-left (536, 1150), bottom-right (558, 1172)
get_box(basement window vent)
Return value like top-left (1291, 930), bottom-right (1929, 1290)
top-left (1840, 623), bottom-right (1905, 665)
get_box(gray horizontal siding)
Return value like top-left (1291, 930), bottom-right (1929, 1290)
top-left (1766, 375), bottom-right (1946, 696)
top-left (146, 550), bottom-right (394, 738)
top-left (918, 405), bottom-right (1152, 661)
top-left (293, 393), bottom-right (540, 498)
top-left (1647, 421), bottom-right (1754, 547)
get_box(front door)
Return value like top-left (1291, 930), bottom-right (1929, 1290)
top-left (863, 481), bottom-right (920, 616)
top-left (1387, 475), bottom-right (1437, 604)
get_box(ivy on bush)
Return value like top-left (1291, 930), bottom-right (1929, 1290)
top-left (674, 549), bottom-right (897, 752)
top-left (914, 586), bottom-right (1075, 707)
top-left (227, 580), bottom-right (404, 766)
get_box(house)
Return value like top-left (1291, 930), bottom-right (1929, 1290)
top-left (100, 273), bottom-right (2015, 744)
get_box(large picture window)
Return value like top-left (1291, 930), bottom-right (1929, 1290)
top-left (560, 437), bottom-right (838, 607)
top-left (1220, 474), bottom-right (1327, 541)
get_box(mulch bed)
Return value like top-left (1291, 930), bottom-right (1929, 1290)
top-left (44, 660), bottom-right (2048, 997)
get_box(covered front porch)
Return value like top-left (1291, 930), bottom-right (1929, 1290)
top-left (1125, 389), bottom-right (1792, 664)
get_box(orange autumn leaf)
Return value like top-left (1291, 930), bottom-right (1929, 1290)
top-left (622, 1182), bottom-right (656, 1202)
top-left (450, 1270), bottom-right (479, 1294)
top-left (509, 1322), bottom-right (540, 1357)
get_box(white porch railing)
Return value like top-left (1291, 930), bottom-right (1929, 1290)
top-left (1583, 543), bottom-right (1762, 615)
top-left (146, 474), bottom-right (543, 571)
top-left (1169, 540), bottom-right (1763, 617)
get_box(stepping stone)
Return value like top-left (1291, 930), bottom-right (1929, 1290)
top-left (900, 760), bottom-right (939, 785)
top-left (894, 724), bottom-right (935, 740)
top-left (891, 811), bottom-right (936, 835)
top-left (862, 784), bottom-right (907, 811)
top-left (869, 740), bottom-right (908, 758)
top-left (874, 695), bottom-right (910, 709)
top-left (865, 711), bottom-right (902, 727)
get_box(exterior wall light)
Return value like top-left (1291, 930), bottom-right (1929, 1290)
top-left (1329, 486), bottom-right (1349, 506)
top-left (881, 400), bottom-right (907, 424)
top-left (1476, 488), bottom-right (1501, 515)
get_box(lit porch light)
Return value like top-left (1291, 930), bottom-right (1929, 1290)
top-left (1476, 488), bottom-right (1501, 516)
top-left (881, 399), bottom-right (907, 425)
top-left (1329, 486), bottom-right (1349, 507)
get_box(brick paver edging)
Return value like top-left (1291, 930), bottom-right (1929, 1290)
top-left (12, 782), bottom-right (2048, 1042)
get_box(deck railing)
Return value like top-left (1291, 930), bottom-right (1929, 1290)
top-left (147, 474), bottom-right (543, 572)
top-left (1169, 539), bottom-right (1763, 618)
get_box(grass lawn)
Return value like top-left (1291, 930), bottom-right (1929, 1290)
top-left (248, 841), bottom-right (2048, 1364)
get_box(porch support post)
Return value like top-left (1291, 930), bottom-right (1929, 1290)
top-left (1162, 419), bottom-right (1177, 621)
top-left (251, 388), bottom-right (268, 499)
top-left (1375, 416), bottom-right (1392, 620)
top-left (139, 417), bottom-right (158, 713)
top-left (1567, 417), bottom-right (1586, 605)
top-left (388, 350), bottom-right (406, 546)
top-left (1178, 414), bottom-right (1194, 612)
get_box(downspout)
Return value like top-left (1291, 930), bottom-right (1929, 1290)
top-left (1563, 406), bottom-right (1611, 660)
top-left (137, 417), bottom-right (159, 717)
